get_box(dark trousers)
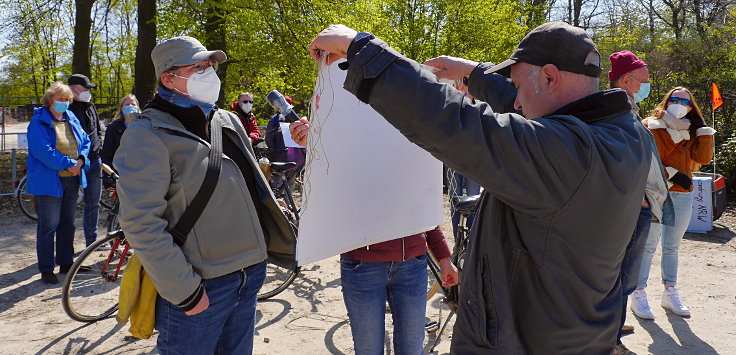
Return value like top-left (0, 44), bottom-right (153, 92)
top-left (618, 205), bottom-right (652, 342)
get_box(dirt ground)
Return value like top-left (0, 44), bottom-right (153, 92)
top-left (0, 197), bottom-right (735, 355)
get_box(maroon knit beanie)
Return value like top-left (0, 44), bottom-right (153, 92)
top-left (608, 51), bottom-right (647, 81)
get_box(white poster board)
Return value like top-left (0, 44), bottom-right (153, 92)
top-left (296, 60), bottom-right (444, 266)
top-left (687, 176), bottom-right (713, 233)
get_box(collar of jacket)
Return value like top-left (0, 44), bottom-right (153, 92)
top-left (33, 106), bottom-right (75, 126)
top-left (551, 88), bottom-right (632, 123)
top-left (143, 94), bottom-right (236, 144)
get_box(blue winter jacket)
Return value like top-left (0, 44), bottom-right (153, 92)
top-left (26, 106), bottom-right (91, 197)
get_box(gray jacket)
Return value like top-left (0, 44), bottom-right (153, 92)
top-left (114, 107), bottom-right (295, 305)
top-left (344, 39), bottom-right (652, 354)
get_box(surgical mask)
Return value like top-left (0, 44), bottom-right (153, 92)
top-left (666, 103), bottom-right (689, 119)
top-left (77, 90), bottom-right (92, 103)
top-left (171, 66), bottom-right (221, 105)
top-left (240, 102), bottom-right (252, 113)
top-left (122, 105), bottom-right (138, 117)
top-left (633, 82), bottom-right (650, 103)
top-left (53, 101), bottom-right (69, 113)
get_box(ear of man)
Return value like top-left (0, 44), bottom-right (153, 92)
top-left (539, 64), bottom-right (562, 95)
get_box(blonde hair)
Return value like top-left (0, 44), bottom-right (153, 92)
top-left (113, 94), bottom-right (140, 121)
top-left (648, 87), bottom-right (706, 132)
top-left (42, 82), bottom-right (73, 109)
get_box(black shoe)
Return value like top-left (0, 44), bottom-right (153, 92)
top-left (41, 272), bottom-right (59, 284)
top-left (59, 264), bottom-right (73, 273)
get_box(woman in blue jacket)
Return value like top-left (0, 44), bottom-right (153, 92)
top-left (26, 82), bottom-right (91, 284)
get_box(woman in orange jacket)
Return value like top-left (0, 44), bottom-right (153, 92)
top-left (630, 87), bottom-right (714, 320)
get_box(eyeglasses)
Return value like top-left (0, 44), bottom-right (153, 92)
top-left (668, 97), bottom-right (692, 106)
top-left (173, 59), bottom-right (217, 75)
top-left (241, 100), bottom-right (253, 103)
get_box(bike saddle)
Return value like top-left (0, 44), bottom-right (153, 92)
top-left (270, 161), bottom-right (297, 172)
top-left (452, 194), bottom-right (481, 215)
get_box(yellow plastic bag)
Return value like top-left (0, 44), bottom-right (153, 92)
top-left (117, 254), bottom-right (157, 339)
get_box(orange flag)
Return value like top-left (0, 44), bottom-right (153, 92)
top-left (712, 83), bottom-right (723, 110)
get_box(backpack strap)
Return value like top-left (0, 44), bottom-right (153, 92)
top-left (167, 117), bottom-right (223, 247)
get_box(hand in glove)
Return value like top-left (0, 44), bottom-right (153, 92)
top-left (669, 171), bottom-right (692, 190)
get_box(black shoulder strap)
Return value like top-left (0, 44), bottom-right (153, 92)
top-left (168, 117), bottom-right (223, 247)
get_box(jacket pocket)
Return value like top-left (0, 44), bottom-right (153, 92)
top-left (458, 254), bottom-right (498, 349)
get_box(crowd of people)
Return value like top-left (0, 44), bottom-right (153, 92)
top-left (23, 19), bottom-right (714, 355)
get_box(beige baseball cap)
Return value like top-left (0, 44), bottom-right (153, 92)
top-left (151, 36), bottom-right (227, 79)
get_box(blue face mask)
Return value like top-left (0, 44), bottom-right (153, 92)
top-left (53, 101), bottom-right (70, 114)
top-left (633, 82), bottom-right (651, 103)
top-left (122, 105), bottom-right (139, 117)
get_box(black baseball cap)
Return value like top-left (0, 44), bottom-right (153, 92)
top-left (484, 21), bottom-right (602, 78)
top-left (67, 74), bottom-right (97, 88)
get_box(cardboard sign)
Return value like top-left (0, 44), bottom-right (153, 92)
top-left (687, 176), bottom-right (713, 233)
top-left (295, 60), bottom-right (444, 265)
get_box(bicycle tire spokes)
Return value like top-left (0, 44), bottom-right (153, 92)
top-left (62, 234), bottom-right (129, 322)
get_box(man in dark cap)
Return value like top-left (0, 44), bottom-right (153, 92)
top-left (68, 73), bottom-right (102, 247)
top-left (302, 22), bottom-right (652, 354)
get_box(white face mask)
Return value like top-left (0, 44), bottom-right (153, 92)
top-left (666, 103), bottom-right (689, 119)
top-left (172, 66), bottom-right (221, 104)
top-left (239, 102), bottom-right (252, 113)
top-left (77, 89), bottom-right (92, 103)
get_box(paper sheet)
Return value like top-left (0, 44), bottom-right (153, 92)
top-left (280, 122), bottom-right (305, 148)
top-left (296, 60), bottom-right (444, 266)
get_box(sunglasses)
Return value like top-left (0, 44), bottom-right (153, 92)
top-left (668, 97), bottom-right (692, 106)
top-left (241, 100), bottom-right (253, 103)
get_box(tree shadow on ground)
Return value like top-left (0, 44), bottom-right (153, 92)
top-left (32, 322), bottom-right (146, 355)
top-left (0, 272), bottom-right (60, 314)
top-left (684, 224), bottom-right (735, 245)
top-left (636, 313), bottom-right (719, 355)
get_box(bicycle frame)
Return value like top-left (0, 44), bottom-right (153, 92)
top-left (101, 234), bottom-right (130, 282)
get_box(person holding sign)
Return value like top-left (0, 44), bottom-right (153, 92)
top-left (633, 88), bottom-right (714, 319)
top-left (305, 22), bottom-right (652, 354)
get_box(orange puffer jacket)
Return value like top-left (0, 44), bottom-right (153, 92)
top-left (643, 117), bottom-right (715, 193)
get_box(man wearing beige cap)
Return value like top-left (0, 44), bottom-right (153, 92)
top-left (303, 22), bottom-right (652, 354)
top-left (114, 36), bottom-right (295, 354)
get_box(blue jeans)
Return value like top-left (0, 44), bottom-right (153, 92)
top-left (618, 205), bottom-right (652, 342)
top-left (155, 261), bottom-right (266, 355)
top-left (340, 254), bottom-right (428, 355)
top-left (446, 167), bottom-right (481, 237)
top-left (637, 191), bottom-right (694, 288)
top-left (83, 156), bottom-right (102, 246)
top-left (35, 176), bottom-right (80, 272)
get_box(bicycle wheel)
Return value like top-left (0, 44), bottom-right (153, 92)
top-left (258, 264), bottom-right (301, 300)
top-left (105, 200), bottom-right (121, 234)
top-left (61, 232), bottom-right (131, 322)
top-left (99, 189), bottom-right (115, 210)
top-left (15, 176), bottom-right (37, 221)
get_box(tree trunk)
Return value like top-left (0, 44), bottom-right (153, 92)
top-left (134, 0), bottom-right (157, 105)
top-left (203, 0), bottom-right (228, 107)
top-left (72, 0), bottom-right (96, 77)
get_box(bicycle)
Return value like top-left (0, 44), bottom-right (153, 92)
top-left (258, 161), bottom-right (302, 300)
top-left (424, 194), bottom-right (480, 351)
top-left (61, 164), bottom-right (129, 322)
top-left (15, 173), bottom-right (115, 222)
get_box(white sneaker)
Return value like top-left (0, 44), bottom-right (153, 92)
top-left (661, 287), bottom-right (691, 317)
top-left (630, 289), bottom-right (654, 320)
